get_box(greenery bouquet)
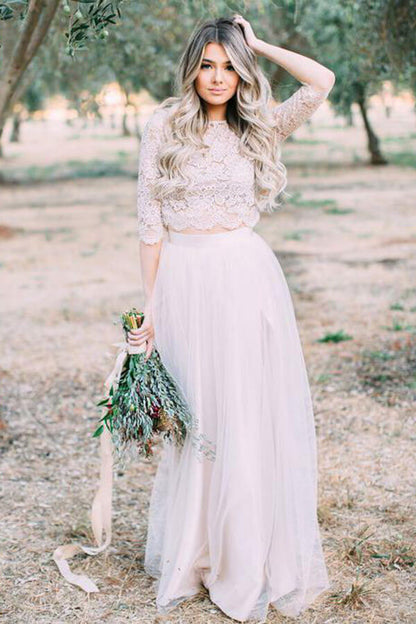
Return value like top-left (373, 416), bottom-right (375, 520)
top-left (93, 307), bottom-right (194, 460)
top-left (53, 307), bottom-right (195, 593)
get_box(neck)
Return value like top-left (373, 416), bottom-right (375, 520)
top-left (206, 103), bottom-right (227, 122)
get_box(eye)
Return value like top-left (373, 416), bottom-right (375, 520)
top-left (200, 63), bottom-right (235, 71)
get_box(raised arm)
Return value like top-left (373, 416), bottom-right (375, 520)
top-left (232, 15), bottom-right (336, 141)
top-left (137, 108), bottom-right (166, 245)
top-left (272, 81), bottom-right (332, 143)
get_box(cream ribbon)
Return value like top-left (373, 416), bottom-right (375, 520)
top-left (53, 340), bottom-right (146, 592)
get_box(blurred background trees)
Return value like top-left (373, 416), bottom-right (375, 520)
top-left (0, 0), bottom-right (125, 154)
top-left (0, 0), bottom-right (415, 161)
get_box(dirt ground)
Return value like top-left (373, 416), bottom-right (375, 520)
top-left (1, 95), bottom-right (415, 623)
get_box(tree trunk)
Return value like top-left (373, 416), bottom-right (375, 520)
top-left (10, 113), bottom-right (21, 142)
top-left (0, 0), bottom-right (60, 156)
top-left (122, 111), bottom-right (131, 137)
top-left (345, 109), bottom-right (354, 127)
top-left (120, 86), bottom-right (131, 137)
top-left (356, 91), bottom-right (387, 165)
top-left (134, 110), bottom-right (140, 138)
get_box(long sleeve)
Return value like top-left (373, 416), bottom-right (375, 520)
top-left (272, 82), bottom-right (331, 143)
top-left (137, 109), bottom-right (166, 244)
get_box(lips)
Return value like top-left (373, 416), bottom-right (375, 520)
top-left (209, 89), bottom-right (226, 93)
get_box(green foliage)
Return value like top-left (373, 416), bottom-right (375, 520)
top-left (3, 0), bottom-right (416, 156)
top-left (0, 0), bottom-right (28, 21)
top-left (93, 307), bottom-right (194, 459)
top-left (63, 0), bottom-right (124, 57)
top-left (298, 0), bottom-right (416, 113)
top-left (365, 350), bottom-right (394, 361)
top-left (283, 228), bottom-right (314, 239)
top-left (383, 317), bottom-right (416, 332)
top-left (95, 347), bottom-right (194, 459)
top-left (0, 1), bottom-right (126, 57)
top-left (316, 373), bottom-right (333, 383)
top-left (324, 207), bottom-right (354, 215)
top-left (388, 151), bottom-right (416, 169)
top-left (1, 157), bottom-right (130, 183)
top-left (356, 336), bottom-right (416, 406)
top-left (21, 82), bottom-right (46, 112)
top-left (92, 423), bottom-right (104, 437)
top-left (317, 329), bottom-right (353, 343)
top-left (288, 191), bottom-right (339, 210)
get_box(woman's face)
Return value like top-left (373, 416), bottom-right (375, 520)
top-left (195, 42), bottom-right (240, 107)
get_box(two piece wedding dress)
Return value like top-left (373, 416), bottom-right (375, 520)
top-left (136, 81), bottom-right (332, 621)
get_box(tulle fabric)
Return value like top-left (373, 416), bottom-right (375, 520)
top-left (145, 226), bottom-right (330, 622)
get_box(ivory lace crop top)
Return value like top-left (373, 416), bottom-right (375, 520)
top-left (137, 82), bottom-right (331, 244)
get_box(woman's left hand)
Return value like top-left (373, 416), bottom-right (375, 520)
top-left (232, 15), bottom-right (261, 53)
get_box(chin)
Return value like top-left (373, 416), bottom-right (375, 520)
top-left (206, 92), bottom-right (233, 103)
top-left (207, 97), bottom-right (227, 104)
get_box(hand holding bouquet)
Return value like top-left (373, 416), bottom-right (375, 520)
top-left (93, 307), bottom-right (194, 460)
top-left (125, 300), bottom-right (155, 360)
top-left (53, 306), bottom-right (196, 593)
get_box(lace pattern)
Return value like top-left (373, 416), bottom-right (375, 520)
top-left (137, 82), bottom-right (330, 244)
top-left (136, 109), bottom-right (166, 244)
top-left (272, 81), bottom-right (331, 142)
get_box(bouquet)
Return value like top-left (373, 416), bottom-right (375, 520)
top-left (92, 307), bottom-right (194, 460)
top-left (52, 306), bottom-right (196, 594)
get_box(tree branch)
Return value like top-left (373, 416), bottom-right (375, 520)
top-left (0, 0), bottom-right (59, 125)
top-left (23, 0), bottom-right (60, 73)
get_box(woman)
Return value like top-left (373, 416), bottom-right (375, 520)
top-left (129, 15), bottom-right (335, 622)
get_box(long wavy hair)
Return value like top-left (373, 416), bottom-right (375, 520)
top-left (151, 16), bottom-right (289, 212)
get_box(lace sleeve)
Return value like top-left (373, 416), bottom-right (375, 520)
top-left (137, 109), bottom-right (166, 244)
top-left (272, 82), bottom-right (331, 143)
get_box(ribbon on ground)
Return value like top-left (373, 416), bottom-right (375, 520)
top-left (53, 340), bottom-right (145, 592)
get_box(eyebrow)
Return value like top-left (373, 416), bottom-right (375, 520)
top-left (201, 58), bottom-right (233, 65)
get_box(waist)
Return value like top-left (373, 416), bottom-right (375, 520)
top-left (167, 226), bottom-right (254, 247)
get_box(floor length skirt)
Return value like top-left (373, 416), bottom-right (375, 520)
top-left (145, 225), bottom-right (330, 622)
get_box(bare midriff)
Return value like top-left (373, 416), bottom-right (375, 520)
top-left (168, 223), bottom-right (248, 235)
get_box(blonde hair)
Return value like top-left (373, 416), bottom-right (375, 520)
top-left (151, 16), bottom-right (289, 213)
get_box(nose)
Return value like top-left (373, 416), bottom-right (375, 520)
top-left (213, 67), bottom-right (225, 83)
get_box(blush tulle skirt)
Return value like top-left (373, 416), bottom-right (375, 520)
top-left (146, 225), bottom-right (330, 622)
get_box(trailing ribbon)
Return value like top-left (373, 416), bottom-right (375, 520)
top-left (52, 340), bottom-right (146, 592)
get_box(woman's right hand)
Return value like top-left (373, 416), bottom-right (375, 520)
top-left (127, 304), bottom-right (155, 360)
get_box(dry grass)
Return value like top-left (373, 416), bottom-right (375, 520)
top-left (1, 99), bottom-right (416, 623)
